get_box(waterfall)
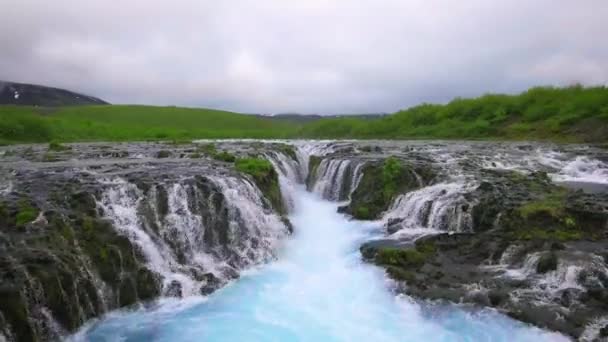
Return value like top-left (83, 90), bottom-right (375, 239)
top-left (309, 158), bottom-right (365, 201)
top-left (97, 175), bottom-right (290, 297)
top-left (382, 181), bottom-right (475, 235)
top-left (265, 150), bottom-right (303, 211)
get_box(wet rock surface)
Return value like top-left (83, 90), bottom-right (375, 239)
top-left (0, 141), bottom-right (296, 341)
top-left (2, 139), bottom-right (608, 341)
top-left (306, 140), bottom-right (608, 340)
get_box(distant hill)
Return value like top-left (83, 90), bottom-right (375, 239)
top-left (0, 81), bottom-right (108, 106)
top-left (267, 113), bottom-right (388, 123)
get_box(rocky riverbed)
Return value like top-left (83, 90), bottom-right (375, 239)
top-left (1, 140), bottom-right (607, 341)
top-left (306, 140), bottom-right (608, 341)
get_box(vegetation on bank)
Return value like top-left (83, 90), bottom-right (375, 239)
top-left (235, 157), bottom-right (285, 214)
top-left (346, 157), bottom-right (432, 220)
top-left (0, 105), bottom-right (299, 144)
top-left (1, 85), bottom-right (607, 144)
top-left (299, 85), bottom-right (608, 142)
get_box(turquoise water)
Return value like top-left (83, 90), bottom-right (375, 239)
top-left (75, 188), bottom-right (566, 341)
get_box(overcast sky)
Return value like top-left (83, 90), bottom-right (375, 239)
top-left (1, 1), bottom-right (607, 114)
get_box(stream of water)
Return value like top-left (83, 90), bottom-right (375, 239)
top-left (73, 186), bottom-right (566, 341)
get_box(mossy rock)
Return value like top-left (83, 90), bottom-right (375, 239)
top-left (212, 151), bottom-right (236, 163)
top-left (372, 240), bottom-right (436, 272)
top-left (536, 252), bottom-right (558, 274)
top-left (306, 156), bottom-right (322, 188)
top-left (347, 157), bottom-right (431, 219)
top-left (48, 141), bottom-right (71, 152)
top-left (236, 157), bottom-right (285, 214)
top-left (156, 150), bottom-right (171, 158)
top-left (274, 143), bottom-right (298, 161)
top-left (136, 268), bottom-right (161, 301)
top-left (15, 199), bottom-right (38, 226)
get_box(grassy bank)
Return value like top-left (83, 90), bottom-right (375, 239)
top-left (0, 105), bottom-right (300, 144)
top-left (299, 85), bottom-right (608, 142)
top-left (1, 85), bottom-right (607, 144)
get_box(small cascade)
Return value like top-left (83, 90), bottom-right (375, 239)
top-left (382, 181), bottom-right (475, 235)
top-left (551, 156), bottom-right (608, 184)
top-left (311, 158), bottom-right (366, 201)
top-left (97, 175), bottom-right (290, 297)
top-left (209, 176), bottom-right (289, 266)
top-left (312, 159), bottom-right (353, 201)
top-left (265, 150), bottom-right (303, 211)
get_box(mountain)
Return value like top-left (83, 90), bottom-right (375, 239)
top-left (0, 80), bottom-right (108, 106)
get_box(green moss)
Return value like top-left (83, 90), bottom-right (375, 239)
top-left (167, 139), bottom-right (192, 145)
top-left (376, 248), bottom-right (428, 268)
top-left (275, 144), bottom-right (298, 160)
top-left (236, 157), bottom-right (284, 214)
top-left (307, 156), bottom-right (322, 184)
top-left (512, 228), bottom-right (582, 241)
top-left (212, 151), bottom-right (236, 162)
top-left (508, 188), bottom-right (587, 242)
top-left (349, 157), bottom-right (424, 220)
top-left (236, 158), bottom-right (275, 181)
top-left (197, 143), bottom-right (217, 154)
top-left (48, 141), bottom-right (70, 151)
top-left (382, 157), bottom-right (404, 202)
top-left (189, 152), bottom-right (202, 159)
top-left (353, 206), bottom-right (371, 219)
top-left (42, 153), bottom-right (60, 162)
top-left (385, 266), bottom-right (416, 282)
top-left (15, 199), bottom-right (38, 226)
top-left (309, 156), bottom-right (321, 172)
top-left (518, 191), bottom-right (567, 219)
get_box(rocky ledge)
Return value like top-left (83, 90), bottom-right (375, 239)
top-left (0, 141), bottom-right (298, 341)
top-left (306, 141), bottom-right (608, 340)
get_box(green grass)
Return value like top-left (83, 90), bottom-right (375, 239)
top-left (1, 85), bottom-right (607, 144)
top-left (298, 85), bottom-right (608, 142)
top-left (235, 157), bottom-right (285, 214)
top-left (0, 105), bottom-right (300, 143)
top-left (235, 158), bottom-right (275, 181)
top-left (15, 199), bottom-right (39, 226)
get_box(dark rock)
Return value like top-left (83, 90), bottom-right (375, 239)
top-left (165, 280), bottom-right (183, 298)
top-left (536, 253), bottom-right (558, 274)
top-left (600, 324), bottom-right (608, 337)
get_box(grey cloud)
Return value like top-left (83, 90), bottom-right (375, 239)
top-left (1, 0), bottom-right (607, 114)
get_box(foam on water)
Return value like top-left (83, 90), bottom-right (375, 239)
top-left (76, 187), bottom-right (566, 342)
top-left (383, 180), bottom-right (476, 234)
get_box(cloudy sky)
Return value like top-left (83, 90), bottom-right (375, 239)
top-left (1, 1), bottom-right (607, 114)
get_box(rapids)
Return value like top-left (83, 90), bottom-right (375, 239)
top-left (72, 186), bottom-right (566, 341)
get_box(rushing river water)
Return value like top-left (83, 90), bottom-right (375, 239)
top-left (72, 186), bottom-right (566, 342)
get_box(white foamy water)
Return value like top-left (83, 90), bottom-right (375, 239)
top-left (97, 175), bottom-right (288, 297)
top-left (383, 181), bottom-right (476, 234)
top-left (76, 187), bottom-right (566, 342)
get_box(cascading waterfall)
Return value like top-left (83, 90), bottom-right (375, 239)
top-left (310, 158), bottom-right (364, 201)
top-left (313, 159), bottom-right (351, 200)
top-left (97, 174), bottom-right (290, 298)
top-left (265, 151), bottom-right (303, 211)
top-left (74, 150), bottom-right (565, 342)
top-left (382, 180), bottom-right (476, 236)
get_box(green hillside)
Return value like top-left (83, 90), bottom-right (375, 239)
top-left (0, 105), bottom-right (300, 144)
top-left (1, 85), bottom-right (607, 144)
top-left (298, 85), bottom-right (608, 142)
